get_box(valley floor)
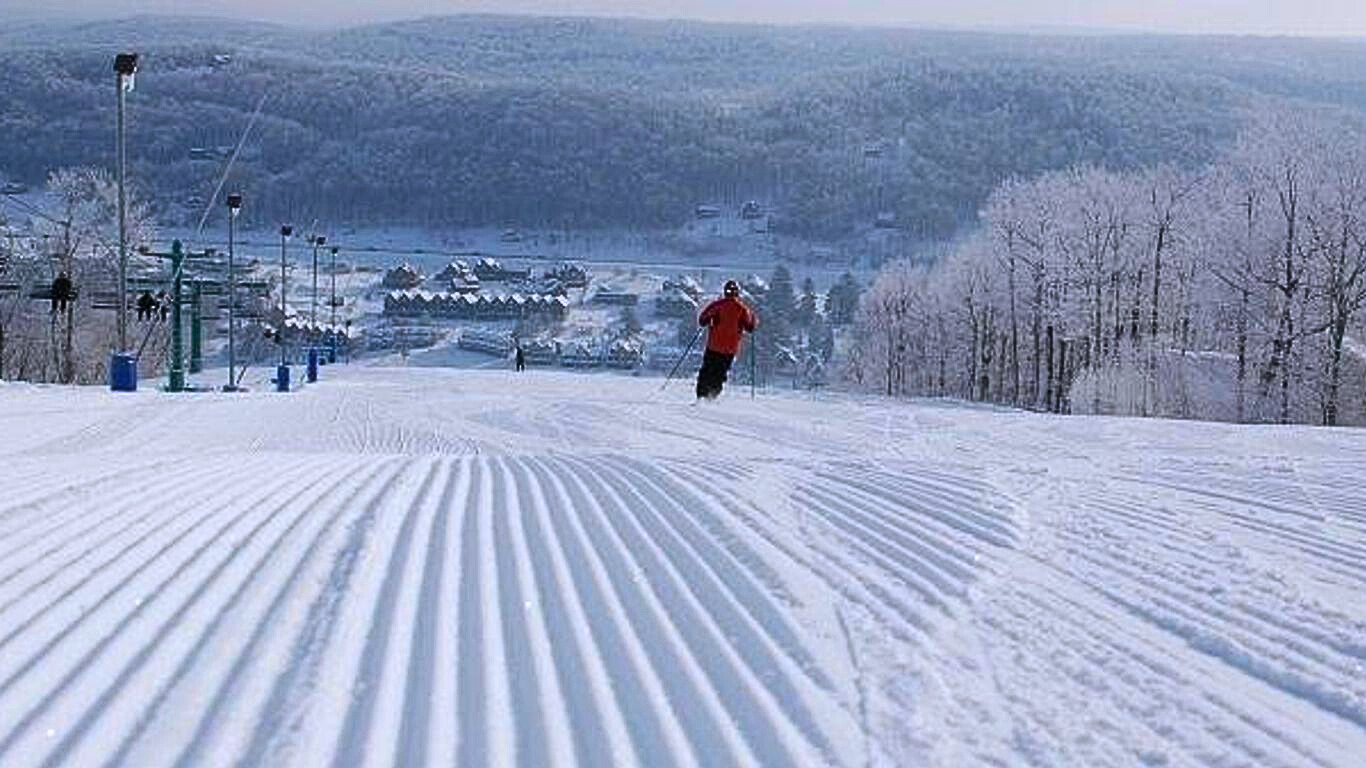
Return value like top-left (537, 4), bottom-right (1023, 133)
top-left (0, 366), bottom-right (1363, 767)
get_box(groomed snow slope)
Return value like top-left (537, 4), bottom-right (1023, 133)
top-left (0, 366), bottom-right (1363, 767)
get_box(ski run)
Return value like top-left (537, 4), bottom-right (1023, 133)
top-left (0, 365), bottom-right (1363, 768)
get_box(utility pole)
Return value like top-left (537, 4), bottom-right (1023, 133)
top-left (311, 234), bottom-right (324, 329)
top-left (307, 234), bottom-right (323, 383)
top-left (329, 245), bottom-right (338, 363)
top-left (276, 224), bottom-right (292, 392)
top-left (279, 224), bottom-right (292, 367)
top-left (168, 240), bottom-right (184, 391)
top-left (114, 53), bottom-right (137, 353)
top-left (110, 52), bottom-right (138, 392)
top-left (225, 193), bottom-right (242, 391)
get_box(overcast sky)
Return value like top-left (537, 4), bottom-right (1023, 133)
top-left (4, 0), bottom-right (1364, 38)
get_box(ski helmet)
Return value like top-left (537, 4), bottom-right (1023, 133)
top-left (724, 279), bottom-right (740, 296)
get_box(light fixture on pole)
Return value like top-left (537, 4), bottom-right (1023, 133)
top-left (109, 52), bottom-right (139, 392)
top-left (225, 192), bottom-right (242, 392)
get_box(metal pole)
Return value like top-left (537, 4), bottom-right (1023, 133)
top-left (661, 326), bottom-right (703, 391)
top-left (227, 212), bottom-right (236, 390)
top-left (224, 194), bottom-right (241, 390)
top-left (116, 74), bottom-right (128, 351)
top-left (280, 227), bottom-right (288, 366)
top-left (329, 245), bottom-right (340, 363)
top-left (310, 236), bottom-right (318, 330)
top-left (329, 245), bottom-right (337, 362)
top-left (750, 329), bottom-right (756, 399)
top-left (190, 282), bottom-right (202, 373)
top-left (168, 240), bottom-right (185, 391)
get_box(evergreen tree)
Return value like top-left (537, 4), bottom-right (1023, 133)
top-left (797, 277), bottom-right (819, 330)
top-left (827, 272), bottom-right (862, 326)
top-left (767, 265), bottom-right (797, 325)
top-left (619, 305), bottom-right (643, 338)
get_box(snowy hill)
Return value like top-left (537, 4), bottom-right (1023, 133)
top-left (0, 367), bottom-right (1363, 767)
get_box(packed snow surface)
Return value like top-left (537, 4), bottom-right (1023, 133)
top-left (1, 366), bottom-right (1363, 767)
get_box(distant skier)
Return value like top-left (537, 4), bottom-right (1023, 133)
top-left (515, 343), bottom-right (526, 372)
top-left (695, 279), bottom-right (757, 400)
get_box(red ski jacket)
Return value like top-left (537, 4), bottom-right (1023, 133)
top-left (699, 296), bottom-right (757, 356)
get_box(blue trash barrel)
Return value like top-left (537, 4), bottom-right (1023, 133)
top-left (276, 364), bottom-right (291, 392)
top-left (307, 347), bottom-right (319, 383)
top-left (109, 353), bottom-right (137, 392)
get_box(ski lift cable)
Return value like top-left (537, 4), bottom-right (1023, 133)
top-left (191, 88), bottom-right (269, 251)
top-left (0, 196), bottom-right (86, 258)
top-left (0, 189), bottom-right (150, 273)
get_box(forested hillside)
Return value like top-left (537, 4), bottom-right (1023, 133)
top-left (3, 16), bottom-right (1365, 240)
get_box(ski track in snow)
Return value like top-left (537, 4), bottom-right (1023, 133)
top-left (0, 366), bottom-right (1363, 767)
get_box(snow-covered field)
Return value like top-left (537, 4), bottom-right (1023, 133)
top-left (1, 366), bottom-right (1363, 767)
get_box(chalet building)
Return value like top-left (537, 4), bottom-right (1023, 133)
top-left (557, 340), bottom-right (600, 368)
top-left (654, 289), bottom-right (699, 318)
top-left (473, 257), bottom-right (531, 282)
top-left (545, 262), bottom-right (590, 288)
top-left (605, 338), bottom-right (643, 369)
top-left (662, 275), bottom-right (703, 300)
top-left (384, 290), bottom-right (569, 321)
top-left (381, 263), bottom-right (424, 290)
top-left (646, 344), bottom-right (703, 371)
top-left (433, 260), bottom-right (477, 284)
top-left (519, 338), bottom-right (558, 365)
top-left (458, 327), bottom-right (513, 356)
top-left (591, 290), bottom-right (638, 306)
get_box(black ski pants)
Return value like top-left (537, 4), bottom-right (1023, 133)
top-left (695, 348), bottom-right (735, 399)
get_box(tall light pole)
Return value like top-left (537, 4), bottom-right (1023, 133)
top-left (225, 193), bottom-right (242, 391)
top-left (109, 52), bottom-right (138, 392)
top-left (279, 224), bottom-right (292, 367)
top-left (306, 234), bottom-right (324, 383)
top-left (329, 245), bottom-right (338, 363)
top-left (311, 234), bottom-right (324, 329)
top-left (114, 53), bottom-right (137, 352)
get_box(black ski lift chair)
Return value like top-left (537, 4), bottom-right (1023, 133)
top-left (30, 275), bottom-right (78, 313)
top-left (90, 290), bottom-right (124, 310)
top-left (237, 279), bottom-right (270, 296)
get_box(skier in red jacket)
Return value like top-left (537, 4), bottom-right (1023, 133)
top-left (696, 279), bottom-right (758, 399)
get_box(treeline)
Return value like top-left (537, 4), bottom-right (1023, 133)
top-left (850, 112), bottom-right (1366, 427)
top-left (0, 16), bottom-right (1269, 240)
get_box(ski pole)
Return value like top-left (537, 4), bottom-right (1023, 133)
top-left (134, 316), bottom-right (160, 361)
top-left (750, 328), bottom-right (756, 399)
top-left (661, 326), bottom-right (704, 391)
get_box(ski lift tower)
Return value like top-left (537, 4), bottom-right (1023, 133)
top-left (110, 52), bottom-right (139, 392)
